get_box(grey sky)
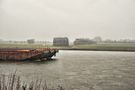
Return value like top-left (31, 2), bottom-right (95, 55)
top-left (0, 0), bottom-right (135, 41)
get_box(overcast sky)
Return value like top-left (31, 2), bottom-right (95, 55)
top-left (0, 0), bottom-right (135, 41)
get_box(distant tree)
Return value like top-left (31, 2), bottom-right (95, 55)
top-left (0, 39), bottom-right (3, 44)
top-left (104, 39), bottom-right (114, 43)
top-left (27, 39), bottom-right (35, 44)
top-left (93, 36), bottom-right (102, 42)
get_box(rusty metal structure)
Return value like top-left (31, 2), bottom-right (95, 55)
top-left (0, 48), bottom-right (58, 61)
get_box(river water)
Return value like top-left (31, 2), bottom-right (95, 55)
top-left (0, 50), bottom-right (135, 90)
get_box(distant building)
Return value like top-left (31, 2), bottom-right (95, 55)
top-left (53, 37), bottom-right (69, 46)
top-left (74, 38), bottom-right (96, 45)
top-left (27, 39), bottom-right (35, 44)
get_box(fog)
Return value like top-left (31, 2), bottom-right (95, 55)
top-left (0, 0), bottom-right (135, 41)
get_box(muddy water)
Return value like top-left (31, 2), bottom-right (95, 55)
top-left (0, 50), bottom-right (135, 90)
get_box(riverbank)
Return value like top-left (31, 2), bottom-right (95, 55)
top-left (57, 43), bottom-right (135, 52)
top-left (0, 43), bottom-right (135, 52)
top-left (0, 73), bottom-right (65, 90)
top-left (59, 48), bottom-right (135, 52)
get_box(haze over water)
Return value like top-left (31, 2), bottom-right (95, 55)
top-left (0, 50), bottom-right (135, 90)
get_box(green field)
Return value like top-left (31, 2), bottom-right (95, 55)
top-left (72, 43), bottom-right (135, 51)
top-left (0, 44), bottom-right (51, 48)
top-left (0, 43), bottom-right (135, 51)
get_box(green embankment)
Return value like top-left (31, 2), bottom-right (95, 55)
top-left (0, 44), bottom-right (51, 48)
top-left (71, 43), bottom-right (135, 51)
top-left (0, 43), bottom-right (135, 51)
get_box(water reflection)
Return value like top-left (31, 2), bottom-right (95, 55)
top-left (0, 59), bottom-right (58, 65)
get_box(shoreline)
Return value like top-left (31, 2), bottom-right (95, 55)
top-left (58, 48), bottom-right (135, 52)
top-left (1, 43), bottom-right (135, 52)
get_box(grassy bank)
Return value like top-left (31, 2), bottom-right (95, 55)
top-left (0, 73), bottom-right (65, 90)
top-left (0, 44), bottom-right (50, 48)
top-left (70, 43), bottom-right (135, 51)
top-left (0, 43), bottom-right (135, 51)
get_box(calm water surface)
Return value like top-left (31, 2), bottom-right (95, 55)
top-left (0, 50), bottom-right (135, 90)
